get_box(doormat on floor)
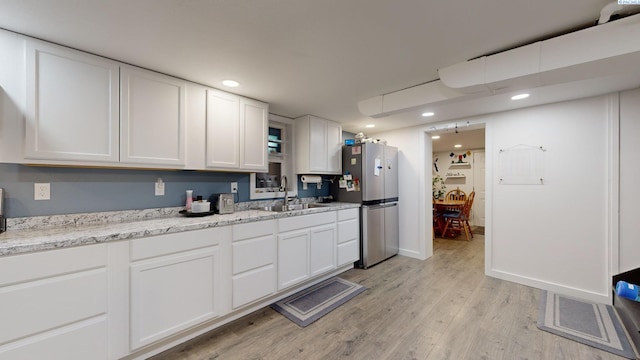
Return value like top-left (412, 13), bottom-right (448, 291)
top-left (271, 277), bottom-right (366, 327)
top-left (537, 290), bottom-right (636, 359)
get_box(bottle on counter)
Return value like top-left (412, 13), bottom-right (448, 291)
top-left (185, 190), bottom-right (193, 211)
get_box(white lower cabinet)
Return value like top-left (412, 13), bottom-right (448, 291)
top-left (232, 220), bottom-right (276, 309)
top-left (0, 244), bottom-right (108, 360)
top-left (129, 227), bottom-right (231, 350)
top-left (337, 208), bottom-right (360, 266)
top-left (277, 212), bottom-right (337, 290)
top-left (277, 229), bottom-right (311, 290)
top-left (310, 225), bottom-right (337, 276)
top-left (0, 207), bottom-right (360, 360)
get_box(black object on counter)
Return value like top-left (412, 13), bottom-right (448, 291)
top-left (178, 210), bottom-right (215, 217)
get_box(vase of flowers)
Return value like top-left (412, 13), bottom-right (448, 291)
top-left (432, 174), bottom-right (446, 200)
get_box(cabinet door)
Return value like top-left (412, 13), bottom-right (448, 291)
top-left (206, 89), bottom-right (239, 169)
top-left (308, 116), bottom-right (328, 172)
top-left (326, 121), bottom-right (342, 174)
top-left (239, 98), bottom-right (268, 171)
top-left (130, 246), bottom-right (220, 349)
top-left (25, 40), bottom-right (119, 162)
top-left (277, 230), bottom-right (310, 290)
top-left (310, 224), bottom-right (336, 276)
top-left (120, 66), bottom-right (186, 167)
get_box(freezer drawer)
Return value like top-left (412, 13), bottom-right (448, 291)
top-left (361, 204), bottom-right (385, 268)
top-left (360, 202), bottom-right (399, 268)
top-left (384, 202), bottom-right (399, 258)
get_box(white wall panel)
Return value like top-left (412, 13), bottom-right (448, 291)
top-left (373, 128), bottom-right (428, 260)
top-left (488, 96), bottom-right (611, 301)
top-left (375, 93), bottom-right (615, 303)
top-left (619, 88), bottom-right (640, 273)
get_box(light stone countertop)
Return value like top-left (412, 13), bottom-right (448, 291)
top-left (0, 202), bottom-right (360, 257)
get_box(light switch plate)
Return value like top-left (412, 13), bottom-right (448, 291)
top-left (155, 178), bottom-right (165, 196)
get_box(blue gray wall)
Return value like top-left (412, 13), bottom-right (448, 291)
top-left (0, 163), bottom-right (329, 218)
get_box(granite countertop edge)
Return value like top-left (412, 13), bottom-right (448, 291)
top-left (0, 203), bottom-right (361, 257)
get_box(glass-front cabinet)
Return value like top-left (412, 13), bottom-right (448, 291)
top-left (250, 117), bottom-right (297, 199)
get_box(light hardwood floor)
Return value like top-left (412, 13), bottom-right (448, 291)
top-left (151, 235), bottom-right (626, 360)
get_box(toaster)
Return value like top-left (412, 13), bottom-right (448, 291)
top-left (216, 193), bottom-right (235, 214)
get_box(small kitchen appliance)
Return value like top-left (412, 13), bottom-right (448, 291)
top-left (216, 193), bottom-right (235, 214)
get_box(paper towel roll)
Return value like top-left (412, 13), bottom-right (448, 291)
top-left (301, 175), bottom-right (322, 183)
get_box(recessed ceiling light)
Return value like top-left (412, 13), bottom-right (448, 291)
top-left (454, 144), bottom-right (462, 148)
top-left (222, 79), bottom-right (240, 87)
top-left (365, 124), bottom-right (375, 128)
top-left (422, 112), bottom-right (435, 117)
top-left (511, 93), bottom-right (529, 100)
top-left (431, 135), bottom-right (440, 139)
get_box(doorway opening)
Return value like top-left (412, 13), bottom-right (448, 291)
top-left (428, 124), bottom-right (486, 252)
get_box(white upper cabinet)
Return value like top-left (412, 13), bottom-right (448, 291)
top-left (25, 39), bottom-right (119, 163)
top-left (206, 89), bottom-right (239, 169)
top-left (206, 89), bottom-right (268, 172)
top-left (294, 115), bottom-right (342, 174)
top-left (120, 66), bottom-right (186, 167)
top-left (239, 98), bottom-right (268, 171)
top-left (16, 32), bottom-right (270, 170)
top-left (326, 120), bottom-right (342, 173)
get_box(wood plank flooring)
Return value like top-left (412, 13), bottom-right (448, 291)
top-left (150, 235), bottom-right (626, 360)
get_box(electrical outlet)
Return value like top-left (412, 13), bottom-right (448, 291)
top-left (155, 178), bottom-right (165, 196)
top-left (230, 182), bottom-right (238, 193)
top-left (34, 183), bottom-right (50, 200)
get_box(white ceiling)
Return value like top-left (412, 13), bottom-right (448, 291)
top-left (0, 0), bottom-right (637, 133)
top-left (431, 127), bottom-right (485, 153)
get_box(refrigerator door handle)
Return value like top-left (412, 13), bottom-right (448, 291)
top-left (364, 202), bottom-right (398, 210)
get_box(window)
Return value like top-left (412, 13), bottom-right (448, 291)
top-left (250, 117), bottom-right (297, 199)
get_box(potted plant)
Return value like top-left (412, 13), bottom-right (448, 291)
top-left (432, 174), bottom-right (446, 200)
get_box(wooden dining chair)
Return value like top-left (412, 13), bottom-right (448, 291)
top-left (443, 187), bottom-right (466, 213)
top-left (445, 187), bottom-right (466, 201)
top-left (441, 191), bottom-right (475, 241)
top-left (432, 198), bottom-right (444, 238)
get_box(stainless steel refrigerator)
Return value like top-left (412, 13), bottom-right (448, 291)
top-left (333, 143), bottom-right (399, 268)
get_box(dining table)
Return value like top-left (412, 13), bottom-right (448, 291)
top-left (433, 199), bottom-right (466, 237)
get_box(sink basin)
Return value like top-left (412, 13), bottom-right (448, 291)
top-left (307, 203), bottom-right (332, 208)
top-left (256, 203), bottom-right (331, 212)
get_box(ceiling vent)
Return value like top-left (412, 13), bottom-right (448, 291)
top-left (438, 13), bottom-right (640, 94)
top-left (358, 13), bottom-right (640, 118)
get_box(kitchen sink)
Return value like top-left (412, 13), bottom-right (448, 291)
top-left (256, 203), bottom-right (331, 212)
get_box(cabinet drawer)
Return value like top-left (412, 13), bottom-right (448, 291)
top-left (338, 218), bottom-right (359, 244)
top-left (338, 240), bottom-right (359, 266)
top-left (232, 265), bottom-right (276, 309)
top-left (278, 212), bottom-right (336, 233)
top-left (232, 235), bottom-right (275, 274)
top-left (0, 244), bottom-right (106, 287)
top-left (338, 208), bottom-right (359, 221)
top-left (233, 220), bottom-right (275, 241)
top-left (0, 317), bottom-right (107, 360)
top-left (131, 227), bottom-right (230, 261)
top-left (0, 268), bottom-right (107, 345)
